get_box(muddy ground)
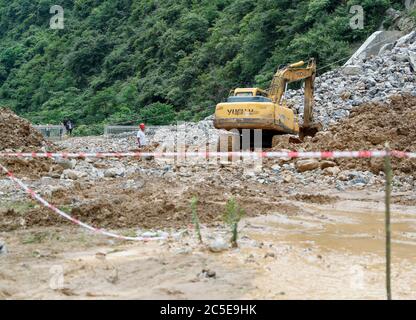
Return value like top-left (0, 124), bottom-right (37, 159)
top-left (1, 189), bottom-right (416, 300)
top-left (272, 95), bottom-right (416, 175)
top-left (1, 97), bottom-right (416, 299)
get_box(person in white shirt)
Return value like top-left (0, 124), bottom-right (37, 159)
top-left (137, 123), bottom-right (148, 148)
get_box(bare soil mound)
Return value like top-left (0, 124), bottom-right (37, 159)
top-left (272, 95), bottom-right (416, 174)
top-left (0, 177), bottom-right (290, 231)
top-left (1, 158), bottom-right (64, 178)
top-left (0, 107), bottom-right (46, 151)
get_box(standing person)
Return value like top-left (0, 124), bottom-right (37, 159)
top-left (63, 120), bottom-right (69, 135)
top-left (66, 119), bottom-right (74, 136)
top-left (45, 124), bottom-right (51, 138)
top-left (137, 123), bottom-right (148, 148)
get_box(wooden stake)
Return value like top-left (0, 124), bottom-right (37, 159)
top-left (384, 144), bottom-right (392, 300)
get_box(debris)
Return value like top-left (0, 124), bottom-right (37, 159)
top-left (104, 167), bottom-right (126, 178)
top-left (95, 252), bottom-right (106, 260)
top-left (0, 107), bottom-right (47, 151)
top-left (106, 268), bottom-right (119, 284)
top-left (208, 238), bottom-right (229, 253)
top-left (0, 242), bottom-right (7, 256)
top-left (320, 161), bottom-right (337, 170)
top-left (296, 159), bottom-right (320, 172)
top-left (62, 169), bottom-right (87, 180)
top-left (56, 159), bottom-right (77, 170)
top-left (342, 65), bottom-right (361, 76)
top-left (199, 269), bottom-right (216, 278)
top-left (287, 31), bottom-right (416, 128)
top-left (273, 95), bottom-right (416, 175)
top-left (323, 166), bottom-right (341, 176)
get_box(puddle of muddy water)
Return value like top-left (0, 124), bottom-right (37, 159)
top-left (248, 206), bottom-right (416, 260)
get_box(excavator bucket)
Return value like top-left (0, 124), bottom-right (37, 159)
top-left (299, 122), bottom-right (322, 140)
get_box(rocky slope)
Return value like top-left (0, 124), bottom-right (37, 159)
top-left (288, 31), bottom-right (416, 128)
top-left (272, 95), bottom-right (416, 175)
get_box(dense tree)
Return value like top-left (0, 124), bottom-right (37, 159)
top-left (0, 0), bottom-right (409, 135)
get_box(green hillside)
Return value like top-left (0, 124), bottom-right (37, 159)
top-left (0, 0), bottom-right (405, 134)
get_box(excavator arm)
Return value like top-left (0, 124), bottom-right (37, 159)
top-left (267, 59), bottom-right (317, 131)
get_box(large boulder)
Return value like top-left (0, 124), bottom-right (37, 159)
top-left (323, 166), bottom-right (341, 176)
top-left (342, 65), bottom-right (362, 76)
top-left (296, 159), bottom-right (320, 172)
top-left (104, 167), bottom-right (126, 178)
top-left (62, 169), bottom-right (87, 180)
top-left (320, 160), bottom-right (337, 169)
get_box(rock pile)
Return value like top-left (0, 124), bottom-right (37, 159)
top-left (152, 119), bottom-right (227, 147)
top-left (56, 136), bottom-right (137, 153)
top-left (0, 107), bottom-right (46, 151)
top-left (287, 31), bottom-right (416, 128)
top-left (56, 120), bottom-right (228, 153)
top-left (272, 95), bottom-right (416, 175)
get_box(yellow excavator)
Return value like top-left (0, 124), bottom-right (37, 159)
top-left (214, 58), bottom-right (321, 148)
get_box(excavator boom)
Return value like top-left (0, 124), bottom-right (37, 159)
top-left (268, 59), bottom-right (316, 128)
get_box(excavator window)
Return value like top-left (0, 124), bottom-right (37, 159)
top-left (235, 92), bottom-right (253, 97)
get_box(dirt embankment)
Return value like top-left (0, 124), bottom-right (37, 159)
top-left (0, 176), bottom-right (294, 231)
top-left (272, 95), bottom-right (416, 174)
top-left (0, 107), bottom-right (47, 151)
top-left (0, 107), bottom-right (61, 177)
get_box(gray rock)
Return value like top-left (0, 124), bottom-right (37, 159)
top-left (284, 30), bottom-right (416, 130)
top-left (104, 167), bottom-right (126, 178)
top-left (0, 242), bottom-right (7, 256)
top-left (56, 159), bottom-right (77, 170)
top-left (395, 53), bottom-right (409, 62)
top-left (323, 166), bottom-right (340, 176)
top-left (335, 181), bottom-right (346, 191)
top-left (208, 237), bottom-right (229, 253)
top-left (296, 159), bottom-right (320, 172)
top-left (395, 31), bottom-right (416, 47)
top-left (350, 172), bottom-right (370, 185)
top-left (409, 52), bottom-right (416, 71)
top-left (378, 43), bottom-right (394, 56)
top-left (62, 169), bottom-right (87, 180)
top-left (385, 8), bottom-right (402, 21)
top-left (342, 65), bottom-right (362, 76)
top-left (271, 164), bottom-right (281, 173)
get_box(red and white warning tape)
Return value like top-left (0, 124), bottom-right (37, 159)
top-left (0, 150), bottom-right (415, 159)
top-left (1, 149), bottom-right (415, 242)
top-left (0, 163), bottom-right (167, 242)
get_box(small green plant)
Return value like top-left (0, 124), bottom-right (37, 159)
top-left (122, 229), bottom-right (138, 238)
top-left (223, 198), bottom-right (245, 248)
top-left (191, 196), bottom-right (203, 243)
top-left (3, 201), bottom-right (35, 214)
top-left (22, 232), bottom-right (48, 244)
top-left (384, 144), bottom-right (392, 300)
